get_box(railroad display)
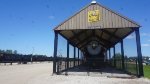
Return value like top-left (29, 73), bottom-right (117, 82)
top-left (84, 41), bottom-right (106, 68)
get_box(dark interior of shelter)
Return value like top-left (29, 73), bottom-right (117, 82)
top-left (53, 1), bottom-right (144, 77)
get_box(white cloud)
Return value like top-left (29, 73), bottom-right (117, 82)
top-left (48, 15), bottom-right (55, 19)
top-left (141, 33), bottom-right (150, 37)
top-left (126, 34), bottom-right (135, 39)
top-left (142, 44), bottom-right (150, 47)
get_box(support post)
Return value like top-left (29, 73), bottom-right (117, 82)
top-left (105, 50), bottom-right (108, 62)
top-left (121, 40), bottom-right (125, 70)
top-left (53, 31), bottom-right (58, 74)
top-left (67, 41), bottom-right (69, 70)
top-left (78, 48), bottom-right (79, 66)
top-left (74, 46), bottom-right (76, 67)
top-left (113, 46), bottom-right (116, 67)
top-left (109, 48), bottom-right (111, 65)
top-left (135, 28), bottom-right (144, 77)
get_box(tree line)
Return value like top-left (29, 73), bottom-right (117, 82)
top-left (0, 49), bottom-right (18, 54)
top-left (0, 49), bottom-right (53, 64)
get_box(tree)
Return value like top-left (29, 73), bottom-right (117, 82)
top-left (13, 50), bottom-right (17, 54)
top-left (115, 53), bottom-right (122, 59)
top-left (5, 50), bottom-right (13, 54)
top-left (0, 49), bottom-right (4, 53)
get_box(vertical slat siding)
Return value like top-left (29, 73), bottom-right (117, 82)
top-left (72, 16), bottom-right (75, 30)
top-left (76, 13), bottom-right (80, 29)
top-left (71, 16), bottom-right (73, 30)
top-left (124, 19), bottom-right (129, 28)
top-left (115, 13), bottom-right (119, 28)
top-left (62, 23), bottom-right (66, 30)
top-left (102, 7), bottom-right (106, 28)
top-left (121, 18), bottom-right (125, 28)
top-left (111, 12), bottom-right (114, 28)
top-left (84, 7), bottom-right (88, 29)
top-left (109, 11), bottom-right (113, 28)
top-left (87, 5), bottom-right (90, 28)
top-left (108, 9), bottom-right (112, 28)
top-left (93, 5), bottom-right (97, 27)
top-left (90, 5), bottom-right (94, 28)
top-left (67, 18), bottom-right (70, 30)
top-left (118, 16), bottom-right (122, 28)
top-left (68, 18), bottom-right (71, 30)
top-left (96, 4), bottom-right (103, 28)
top-left (74, 13), bottom-right (77, 30)
top-left (55, 3), bottom-right (139, 30)
top-left (79, 10), bottom-right (82, 29)
top-left (105, 9), bottom-right (109, 28)
top-left (82, 9), bottom-right (86, 29)
top-left (59, 24), bottom-right (62, 30)
top-left (100, 6), bottom-right (104, 28)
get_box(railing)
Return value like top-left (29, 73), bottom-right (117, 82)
top-left (56, 57), bottom-right (82, 74)
top-left (109, 58), bottom-right (138, 76)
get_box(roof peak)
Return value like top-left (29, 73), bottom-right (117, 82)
top-left (91, 0), bottom-right (97, 4)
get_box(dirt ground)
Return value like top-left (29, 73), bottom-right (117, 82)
top-left (0, 62), bottom-right (150, 84)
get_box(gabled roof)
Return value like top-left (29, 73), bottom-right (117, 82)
top-left (53, 2), bottom-right (141, 49)
top-left (54, 2), bottom-right (140, 31)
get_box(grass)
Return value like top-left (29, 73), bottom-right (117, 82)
top-left (125, 63), bottom-right (137, 74)
top-left (144, 65), bottom-right (150, 79)
top-left (124, 64), bottom-right (150, 79)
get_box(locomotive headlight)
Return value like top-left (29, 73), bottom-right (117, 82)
top-left (87, 41), bottom-right (101, 55)
top-left (92, 43), bottom-right (97, 49)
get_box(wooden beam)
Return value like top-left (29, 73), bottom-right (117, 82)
top-left (59, 32), bottom-right (76, 47)
top-left (76, 34), bottom-right (93, 46)
top-left (69, 30), bottom-right (87, 41)
top-left (71, 31), bottom-right (81, 42)
top-left (111, 28), bottom-right (134, 48)
top-left (108, 29), bottom-right (118, 40)
top-left (77, 34), bottom-right (112, 49)
top-left (95, 35), bottom-right (112, 46)
top-left (102, 29), bottom-right (120, 39)
top-left (100, 30), bottom-right (103, 38)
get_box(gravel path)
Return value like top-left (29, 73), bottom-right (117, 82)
top-left (0, 62), bottom-right (150, 84)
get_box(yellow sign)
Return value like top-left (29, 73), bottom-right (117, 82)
top-left (88, 10), bottom-right (100, 22)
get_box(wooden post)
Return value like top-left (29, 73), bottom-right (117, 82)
top-left (105, 50), bottom-right (108, 62)
top-left (53, 31), bottom-right (58, 74)
top-left (78, 49), bottom-right (79, 66)
top-left (109, 48), bottom-right (111, 65)
top-left (135, 28), bottom-right (144, 77)
top-left (113, 46), bottom-right (116, 67)
top-left (67, 41), bottom-right (69, 69)
top-left (121, 40), bottom-right (125, 70)
top-left (74, 47), bottom-right (76, 67)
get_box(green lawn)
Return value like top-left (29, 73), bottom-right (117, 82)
top-left (144, 65), bottom-right (150, 79)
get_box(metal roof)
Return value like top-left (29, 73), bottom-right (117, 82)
top-left (53, 2), bottom-right (141, 50)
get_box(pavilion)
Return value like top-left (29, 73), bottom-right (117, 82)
top-left (53, 1), bottom-right (143, 77)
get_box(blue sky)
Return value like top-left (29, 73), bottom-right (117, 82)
top-left (0, 0), bottom-right (150, 56)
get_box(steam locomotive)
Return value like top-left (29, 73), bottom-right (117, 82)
top-left (83, 41), bottom-right (106, 68)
